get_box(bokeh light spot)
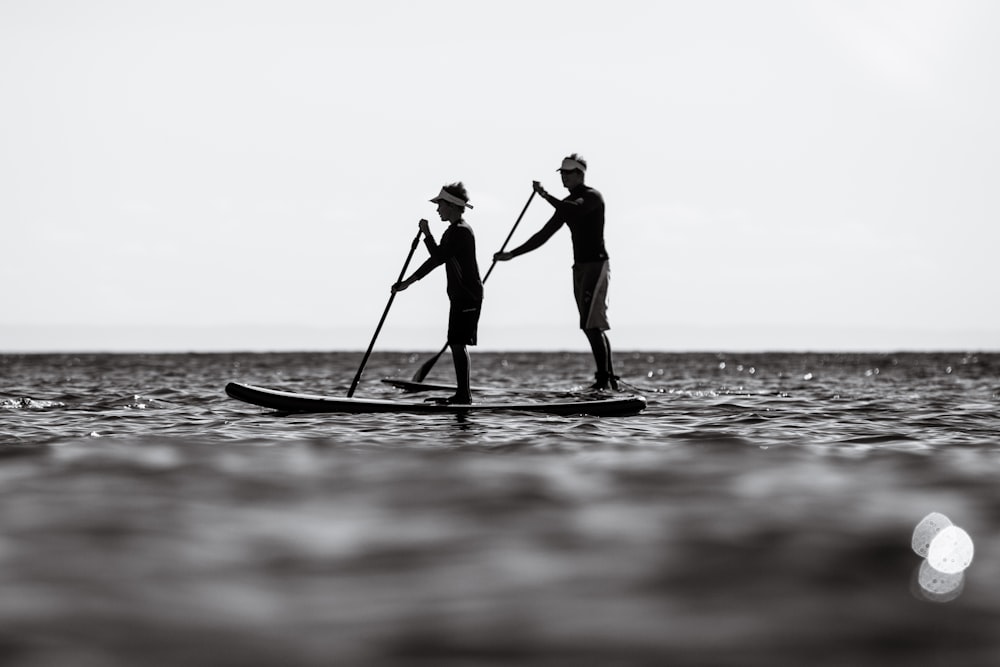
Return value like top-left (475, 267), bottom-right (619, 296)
top-left (911, 511), bottom-right (952, 557)
top-left (927, 525), bottom-right (974, 575)
top-left (916, 559), bottom-right (964, 602)
top-left (911, 512), bottom-right (975, 603)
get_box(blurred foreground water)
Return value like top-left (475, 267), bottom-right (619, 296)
top-left (2, 351), bottom-right (999, 666)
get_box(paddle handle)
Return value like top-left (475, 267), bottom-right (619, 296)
top-left (348, 229), bottom-right (423, 397)
top-left (482, 190), bottom-right (535, 283)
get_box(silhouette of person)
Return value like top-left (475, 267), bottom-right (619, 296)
top-left (393, 182), bottom-right (482, 404)
top-left (494, 154), bottom-right (617, 390)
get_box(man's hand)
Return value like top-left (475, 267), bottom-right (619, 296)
top-left (418, 218), bottom-right (431, 235)
top-left (493, 251), bottom-right (514, 262)
top-left (532, 180), bottom-right (548, 198)
top-left (391, 279), bottom-right (411, 293)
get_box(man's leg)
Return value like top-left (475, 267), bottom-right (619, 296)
top-left (584, 328), bottom-right (617, 390)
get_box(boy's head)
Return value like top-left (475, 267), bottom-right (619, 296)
top-left (430, 182), bottom-right (472, 221)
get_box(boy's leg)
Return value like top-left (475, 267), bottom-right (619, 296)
top-left (446, 301), bottom-right (479, 404)
top-left (451, 343), bottom-right (472, 403)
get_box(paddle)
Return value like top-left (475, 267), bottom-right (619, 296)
top-left (410, 190), bottom-right (536, 383)
top-left (348, 228), bottom-right (424, 397)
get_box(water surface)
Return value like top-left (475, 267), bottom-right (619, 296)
top-left (2, 352), bottom-right (999, 665)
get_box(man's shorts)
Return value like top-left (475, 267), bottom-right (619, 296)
top-left (448, 301), bottom-right (482, 346)
top-left (573, 260), bottom-right (610, 331)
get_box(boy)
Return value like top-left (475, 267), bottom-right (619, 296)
top-left (393, 182), bottom-right (482, 404)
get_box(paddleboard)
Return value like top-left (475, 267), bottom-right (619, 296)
top-left (381, 377), bottom-right (561, 395)
top-left (225, 382), bottom-right (646, 417)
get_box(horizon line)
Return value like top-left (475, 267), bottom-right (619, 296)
top-left (2, 323), bottom-right (998, 355)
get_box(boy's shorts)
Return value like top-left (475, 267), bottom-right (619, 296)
top-left (448, 301), bottom-right (481, 346)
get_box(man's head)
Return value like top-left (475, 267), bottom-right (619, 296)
top-left (558, 153), bottom-right (587, 189)
top-left (430, 182), bottom-right (472, 222)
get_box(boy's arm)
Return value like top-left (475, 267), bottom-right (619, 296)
top-left (393, 220), bottom-right (443, 291)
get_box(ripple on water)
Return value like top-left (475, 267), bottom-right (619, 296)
top-left (1, 352), bottom-right (999, 664)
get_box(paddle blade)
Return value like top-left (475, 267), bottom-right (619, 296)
top-left (412, 344), bottom-right (448, 382)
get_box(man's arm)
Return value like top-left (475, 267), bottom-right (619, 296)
top-left (494, 214), bottom-right (563, 261)
top-left (534, 181), bottom-right (599, 217)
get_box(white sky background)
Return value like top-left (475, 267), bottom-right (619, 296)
top-left (2, 0), bottom-right (998, 352)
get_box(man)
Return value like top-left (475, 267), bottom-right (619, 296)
top-left (393, 182), bottom-right (482, 404)
top-left (494, 154), bottom-right (618, 391)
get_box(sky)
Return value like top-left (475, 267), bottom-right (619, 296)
top-left (2, 0), bottom-right (998, 352)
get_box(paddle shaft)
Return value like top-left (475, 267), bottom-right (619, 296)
top-left (348, 229), bottom-right (423, 397)
top-left (483, 190), bottom-right (535, 282)
top-left (412, 190), bottom-right (535, 382)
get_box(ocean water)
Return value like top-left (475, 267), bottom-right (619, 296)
top-left (2, 350), bottom-right (999, 666)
